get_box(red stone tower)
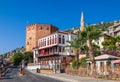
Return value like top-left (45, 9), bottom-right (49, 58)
top-left (26, 24), bottom-right (58, 51)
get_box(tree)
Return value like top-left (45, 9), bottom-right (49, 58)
top-left (80, 25), bottom-right (101, 71)
top-left (66, 33), bottom-right (86, 69)
top-left (102, 36), bottom-right (120, 55)
top-left (24, 51), bottom-right (33, 63)
top-left (115, 36), bottom-right (120, 50)
top-left (12, 52), bottom-right (23, 66)
top-left (102, 38), bottom-right (117, 52)
top-left (80, 44), bottom-right (89, 55)
top-left (102, 40), bottom-right (110, 51)
top-left (67, 38), bottom-right (80, 69)
top-left (93, 43), bottom-right (101, 56)
top-left (79, 56), bottom-right (89, 68)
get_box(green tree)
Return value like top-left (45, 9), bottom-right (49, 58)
top-left (102, 36), bottom-right (120, 53)
top-left (67, 38), bottom-right (80, 69)
top-left (102, 38), bottom-right (117, 52)
top-left (12, 52), bottom-right (23, 66)
top-left (24, 51), bottom-right (33, 63)
top-left (72, 60), bottom-right (77, 68)
top-left (80, 25), bottom-right (101, 71)
top-left (81, 44), bottom-right (89, 55)
top-left (102, 40), bottom-right (110, 51)
top-left (115, 36), bottom-right (120, 50)
top-left (79, 56), bottom-right (89, 68)
top-left (66, 36), bottom-right (85, 69)
top-left (93, 43), bottom-right (101, 56)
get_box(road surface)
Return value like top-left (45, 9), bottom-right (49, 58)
top-left (0, 66), bottom-right (63, 82)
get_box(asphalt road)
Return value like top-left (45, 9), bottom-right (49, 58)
top-left (0, 66), bottom-right (63, 82)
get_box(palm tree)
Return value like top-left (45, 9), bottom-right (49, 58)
top-left (66, 38), bottom-right (80, 69)
top-left (80, 25), bottom-right (101, 71)
top-left (93, 43), bottom-right (101, 56)
top-left (66, 34), bottom-right (85, 69)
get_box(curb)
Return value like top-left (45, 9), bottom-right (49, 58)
top-left (37, 73), bottom-right (80, 82)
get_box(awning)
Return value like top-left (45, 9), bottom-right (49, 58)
top-left (86, 54), bottom-right (119, 61)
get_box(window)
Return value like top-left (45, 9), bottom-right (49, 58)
top-left (29, 37), bottom-right (32, 40)
top-left (62, 47), bottom-right (65, 52)
top-left (39, 26), bottom-right (42, 30)
top-left (47, 38), bottom-right (49, 45)
top-left (45, 39), bottom-right (46, 46)
top-left (40, 40), bottom-right (42, 47)
top-left (62, 35), bottom-right (65, 44)
top-left (39, 42), bottom-right (41, 47)
top-left (50, 37), bottom-right (51, 45)
top-left (59, 35), bottom-right (61, 44)
top-left (41, 40), bottom-right (43, 47)
top-left (42, 40), bottom-right (43, 47)
top-left (52, 36), bottom-right (54, 44)
top-left (59, 46), bottom-right (61, 52)
top-left (55, 35), bottom-right (57, 43)
top-left (42, 39), bottom-right (44, 46)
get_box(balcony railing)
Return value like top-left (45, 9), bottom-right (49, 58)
top-left (37, 52), bottom-right (59, 57)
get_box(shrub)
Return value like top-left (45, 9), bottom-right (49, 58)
top-left (72, 60), bottom-right (77, 68)
top-left (79, 56), bottom-right (89, 68)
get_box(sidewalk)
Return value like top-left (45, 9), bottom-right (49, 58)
top-left (27, 69), bottom-right (120, 82)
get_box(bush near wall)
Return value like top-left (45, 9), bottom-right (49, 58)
top-left (65, 66), bottom-right (120, 80)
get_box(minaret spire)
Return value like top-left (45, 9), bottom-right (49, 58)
top-left (80, 11), bottom-right (84, 31)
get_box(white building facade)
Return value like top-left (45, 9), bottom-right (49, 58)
top-left (33, 31), bottom-right (77, 72)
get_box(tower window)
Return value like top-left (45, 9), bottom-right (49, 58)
top-left (39, 26), bottom-right (42, 30)
top-left (29, 37), bottom-right (32, 40)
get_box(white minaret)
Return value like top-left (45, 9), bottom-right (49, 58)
top-left (80, 11), bottom-right (84, 31)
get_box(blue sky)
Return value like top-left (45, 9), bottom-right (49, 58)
top-left (0, 0), bottom-right (120, 54)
